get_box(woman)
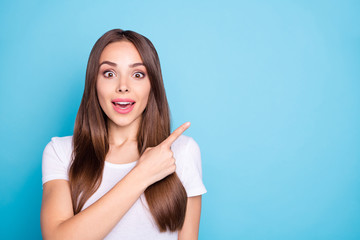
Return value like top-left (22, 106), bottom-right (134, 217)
top-left (40, 29), bottom-right (206, 240)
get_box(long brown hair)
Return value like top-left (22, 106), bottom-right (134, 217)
top-left (69, 29), bottom-right (187, 232)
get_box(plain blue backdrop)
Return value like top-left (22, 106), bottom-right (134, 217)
top-left (1, 0), bottom-right (359, 239)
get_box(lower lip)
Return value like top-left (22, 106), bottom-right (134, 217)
top-left (112, 103), bottom-right (135, 114)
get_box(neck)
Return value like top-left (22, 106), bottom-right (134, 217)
top-left (107, 118), bottom-right (141, 147)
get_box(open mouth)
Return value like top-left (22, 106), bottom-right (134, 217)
top-left (112, 101), bottom-right (136, 109)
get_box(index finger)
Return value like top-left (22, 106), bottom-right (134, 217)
top-left (162, 122), bottom-right (191, 147)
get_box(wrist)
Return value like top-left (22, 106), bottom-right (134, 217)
top-left (129, 165), bottom-right (150, 191)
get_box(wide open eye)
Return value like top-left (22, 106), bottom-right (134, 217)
top-left (133, 72), bottom-right (145, 79)
top-left (103, 71), bottom-right (115, 78)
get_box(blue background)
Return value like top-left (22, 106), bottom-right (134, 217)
top-left (1, 0), bottom-right (359, 239)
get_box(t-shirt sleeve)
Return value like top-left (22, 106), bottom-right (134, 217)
top-left (42, 137), bottom-right (70, 185)
top-left (173, 136), bottom-right (207, 197)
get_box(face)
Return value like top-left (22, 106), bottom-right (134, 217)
top-left (96, 41), bottom-right (151, 130)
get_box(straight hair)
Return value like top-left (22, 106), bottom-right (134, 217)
top-left (69, 29), bottom-right (187, 232)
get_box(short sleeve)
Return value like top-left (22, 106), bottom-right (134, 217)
top-left (42, 136), bottom-right (73, 185)
top-left (172, 135), bottom-right (207, 197)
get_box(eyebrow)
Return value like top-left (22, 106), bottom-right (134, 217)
top-left (99, 61), bottom-right (117, 67)
top-left (129, 62), bottom-right (145, 68)
top-left (99, 61), bottom-right (145, 68)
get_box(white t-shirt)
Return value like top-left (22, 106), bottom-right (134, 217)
top-left (42, 134), bottom-right (207, 240)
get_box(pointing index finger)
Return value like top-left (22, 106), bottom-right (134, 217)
top-left (162, 122), bottom-right (191, 147)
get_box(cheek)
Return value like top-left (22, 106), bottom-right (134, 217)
top-left (141, 82), bottom-right (151, 105)
top-left (96, 80), bottom-right (108, 107)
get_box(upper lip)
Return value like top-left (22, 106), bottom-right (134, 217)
top-left (112, 98), bottom-right (136, 104)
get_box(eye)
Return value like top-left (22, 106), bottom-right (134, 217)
top-left (133, 72), bottom-right (145, 79)
top-left (103, 70), bottom-right (115, 78)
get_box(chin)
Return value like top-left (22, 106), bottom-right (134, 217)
top-left (109, 115), bottom-right (141, 128)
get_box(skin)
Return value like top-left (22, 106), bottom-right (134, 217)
top-left (40, 41), bottom-right (202, 239)
top-left (97, 41), bottom-right (151, 164)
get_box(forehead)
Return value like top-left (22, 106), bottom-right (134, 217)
top-left (99, 41), bottom-right (143, 63)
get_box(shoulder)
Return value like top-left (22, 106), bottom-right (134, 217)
top-left (171, 134), bottom-right (202, 172)
top-left (45, 135), bottom-right (73, 151)
top-left (42, 136), bottom-right (73, 184)
top-left (171, 135), bottom-right (200, 154)
top-left (48, 135), bottom-right (73, 145)
top-left (171, 135), bottom-right (206, 196)
top-left (43, 136), bottom-right (73, 162)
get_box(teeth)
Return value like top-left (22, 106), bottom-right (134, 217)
top-left (115, 102), bottom-right (132, 105)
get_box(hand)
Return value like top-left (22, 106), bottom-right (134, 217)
top-left (135, 122), bottom-right (191, 187)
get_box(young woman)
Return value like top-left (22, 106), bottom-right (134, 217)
top-left (40, 29), bottom-right (206, 240)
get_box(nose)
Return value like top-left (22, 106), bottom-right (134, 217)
top-left (117, 75), bottom-right (130, 93)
